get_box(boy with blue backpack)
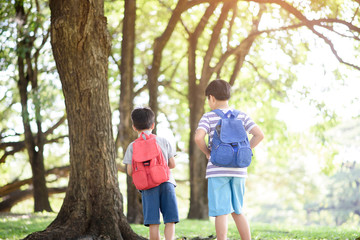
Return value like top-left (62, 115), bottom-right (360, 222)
top-left (195, 79), bottom-right (264, 240)
top-left (123, 107), bottom-right (179, 240)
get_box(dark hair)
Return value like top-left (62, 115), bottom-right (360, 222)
top-left (205, 79), bottom-right (231, 100)
top-left (131, 107), bottom-right (155, 130)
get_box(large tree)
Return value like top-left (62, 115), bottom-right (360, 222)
top-left (25, 0), bottom-right (144, 239)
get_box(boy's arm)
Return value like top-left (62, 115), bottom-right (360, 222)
top-left (168, 157), bottom-right (176, 169)
top-left (249, 126), bottom-right (264, 149)
top-left (126, 164), bottom-right (132, 176)
top-left (194, 129), bottom-right (210, 159)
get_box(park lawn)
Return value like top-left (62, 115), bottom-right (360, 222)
top-left (0, 213), bottom-right (360, 240)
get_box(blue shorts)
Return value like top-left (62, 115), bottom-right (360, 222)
top-left (208, 177), bottom-right (246, 217)
top-left (141, 182), bottom-right (179, 226)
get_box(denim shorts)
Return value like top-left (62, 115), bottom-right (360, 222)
top-left (141, 182), bottom-right (179, 226)
top-left (208, 177), bottom-right (246, 217)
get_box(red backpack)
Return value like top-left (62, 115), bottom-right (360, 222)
top-left (131, 132), bottom-right (170, 190)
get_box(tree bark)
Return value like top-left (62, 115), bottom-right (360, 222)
top-left (25, 0), bottom-right (144, 239)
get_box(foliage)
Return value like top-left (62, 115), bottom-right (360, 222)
top-left (305, 162), bottom-right (360, 226)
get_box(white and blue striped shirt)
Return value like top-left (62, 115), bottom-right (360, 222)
top-left (197, 108), bottom-right (256, 178)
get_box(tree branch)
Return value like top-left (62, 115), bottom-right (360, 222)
top-left (311, 29), bottom-right (360, 71)
top-left (244, 0), bottom-right (360, 70)
top-left (0, 165), bottom-right (70, 197)
top-left (228, 3), bottom-right (265, 85)
top-left (201, 1), bottom-right (234, 83)
top-left (44, 115), bottom-right (67, 136)
top-left (0, 187), bottom-right (67, 212)
top-left (0, 116), bottom-right (67, 163)
top-left (246, 60), bottom-right (286, 97)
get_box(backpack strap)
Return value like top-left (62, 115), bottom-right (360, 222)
top-left (136, 132), bottom-right (156, 142)
top-left (232, 109), bottom-right (240, 118)
top-left (212, 109), bottom-right (239, 119)
top-left (212, 109), bottom-right (226, 118)
top-left (132, 133), bottom-right (158, 162)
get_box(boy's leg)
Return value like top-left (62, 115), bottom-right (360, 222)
top-left (141, 187), bottom-right (161, 226)
top-left (149, 224), bottom-right (161, 240)
top-left (208, 177), bottom-right (232, 240)
top-left (164, 222), bottom-right (175, 240)
top-left (230, 177), bottom-right (250, 240)
top-left (231, 212), bottom-right (251, 240)
top-left (208, 177), bottom-right (232, 217)
top-left (160, 182), bottom-right (179, 225)
top-left (215, 214), bottom-right (228, 240)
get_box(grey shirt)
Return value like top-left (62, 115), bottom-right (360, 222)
top-left (123, 130), bottom-right (176, 186)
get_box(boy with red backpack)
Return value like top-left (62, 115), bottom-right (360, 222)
top-left (123, 107), bottom-right (179, 240)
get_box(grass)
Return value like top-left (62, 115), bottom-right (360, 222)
top-left (1, 213), bottom-right (360, 240)
top-left (0, 213), bottom-right (54, 240)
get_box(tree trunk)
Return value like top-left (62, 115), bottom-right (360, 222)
top-left (18, 71), bottom-right (52, 212)
top-left (187, 89), bottom-right (208, 219)
top-left (25, 1), bottom-right (144, 239)
top-left (117, 0), bottom-right (143, 224)
top-left (15, 0), bottom-right (52, 213)
top-left (126, 176), bottom-right (143, 224)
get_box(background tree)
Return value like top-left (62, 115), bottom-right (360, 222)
top-left (15, 0), bottom-right (51, 212)
top-left (0, 0), bottom-right (67, 212)
top-left (106, 0), bottom-right (147, 224)
top-left (319, 162), bottom-right (360, 225)
top-left (116, 0), bottom-right (143, 224)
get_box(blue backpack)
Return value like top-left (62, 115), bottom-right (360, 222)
top-left (210, 109), bottom-right (253, 168)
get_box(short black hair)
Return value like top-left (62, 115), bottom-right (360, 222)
top-left (205, 79), bottom-right (231, 100)
top-left (131, 107), bottom-right (155, 130)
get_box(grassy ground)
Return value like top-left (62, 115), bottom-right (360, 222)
top-left (1, 213), bottom-right (359, 240)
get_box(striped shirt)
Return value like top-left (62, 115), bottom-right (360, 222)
top-left (197, 108), bottom-right (256, 178)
